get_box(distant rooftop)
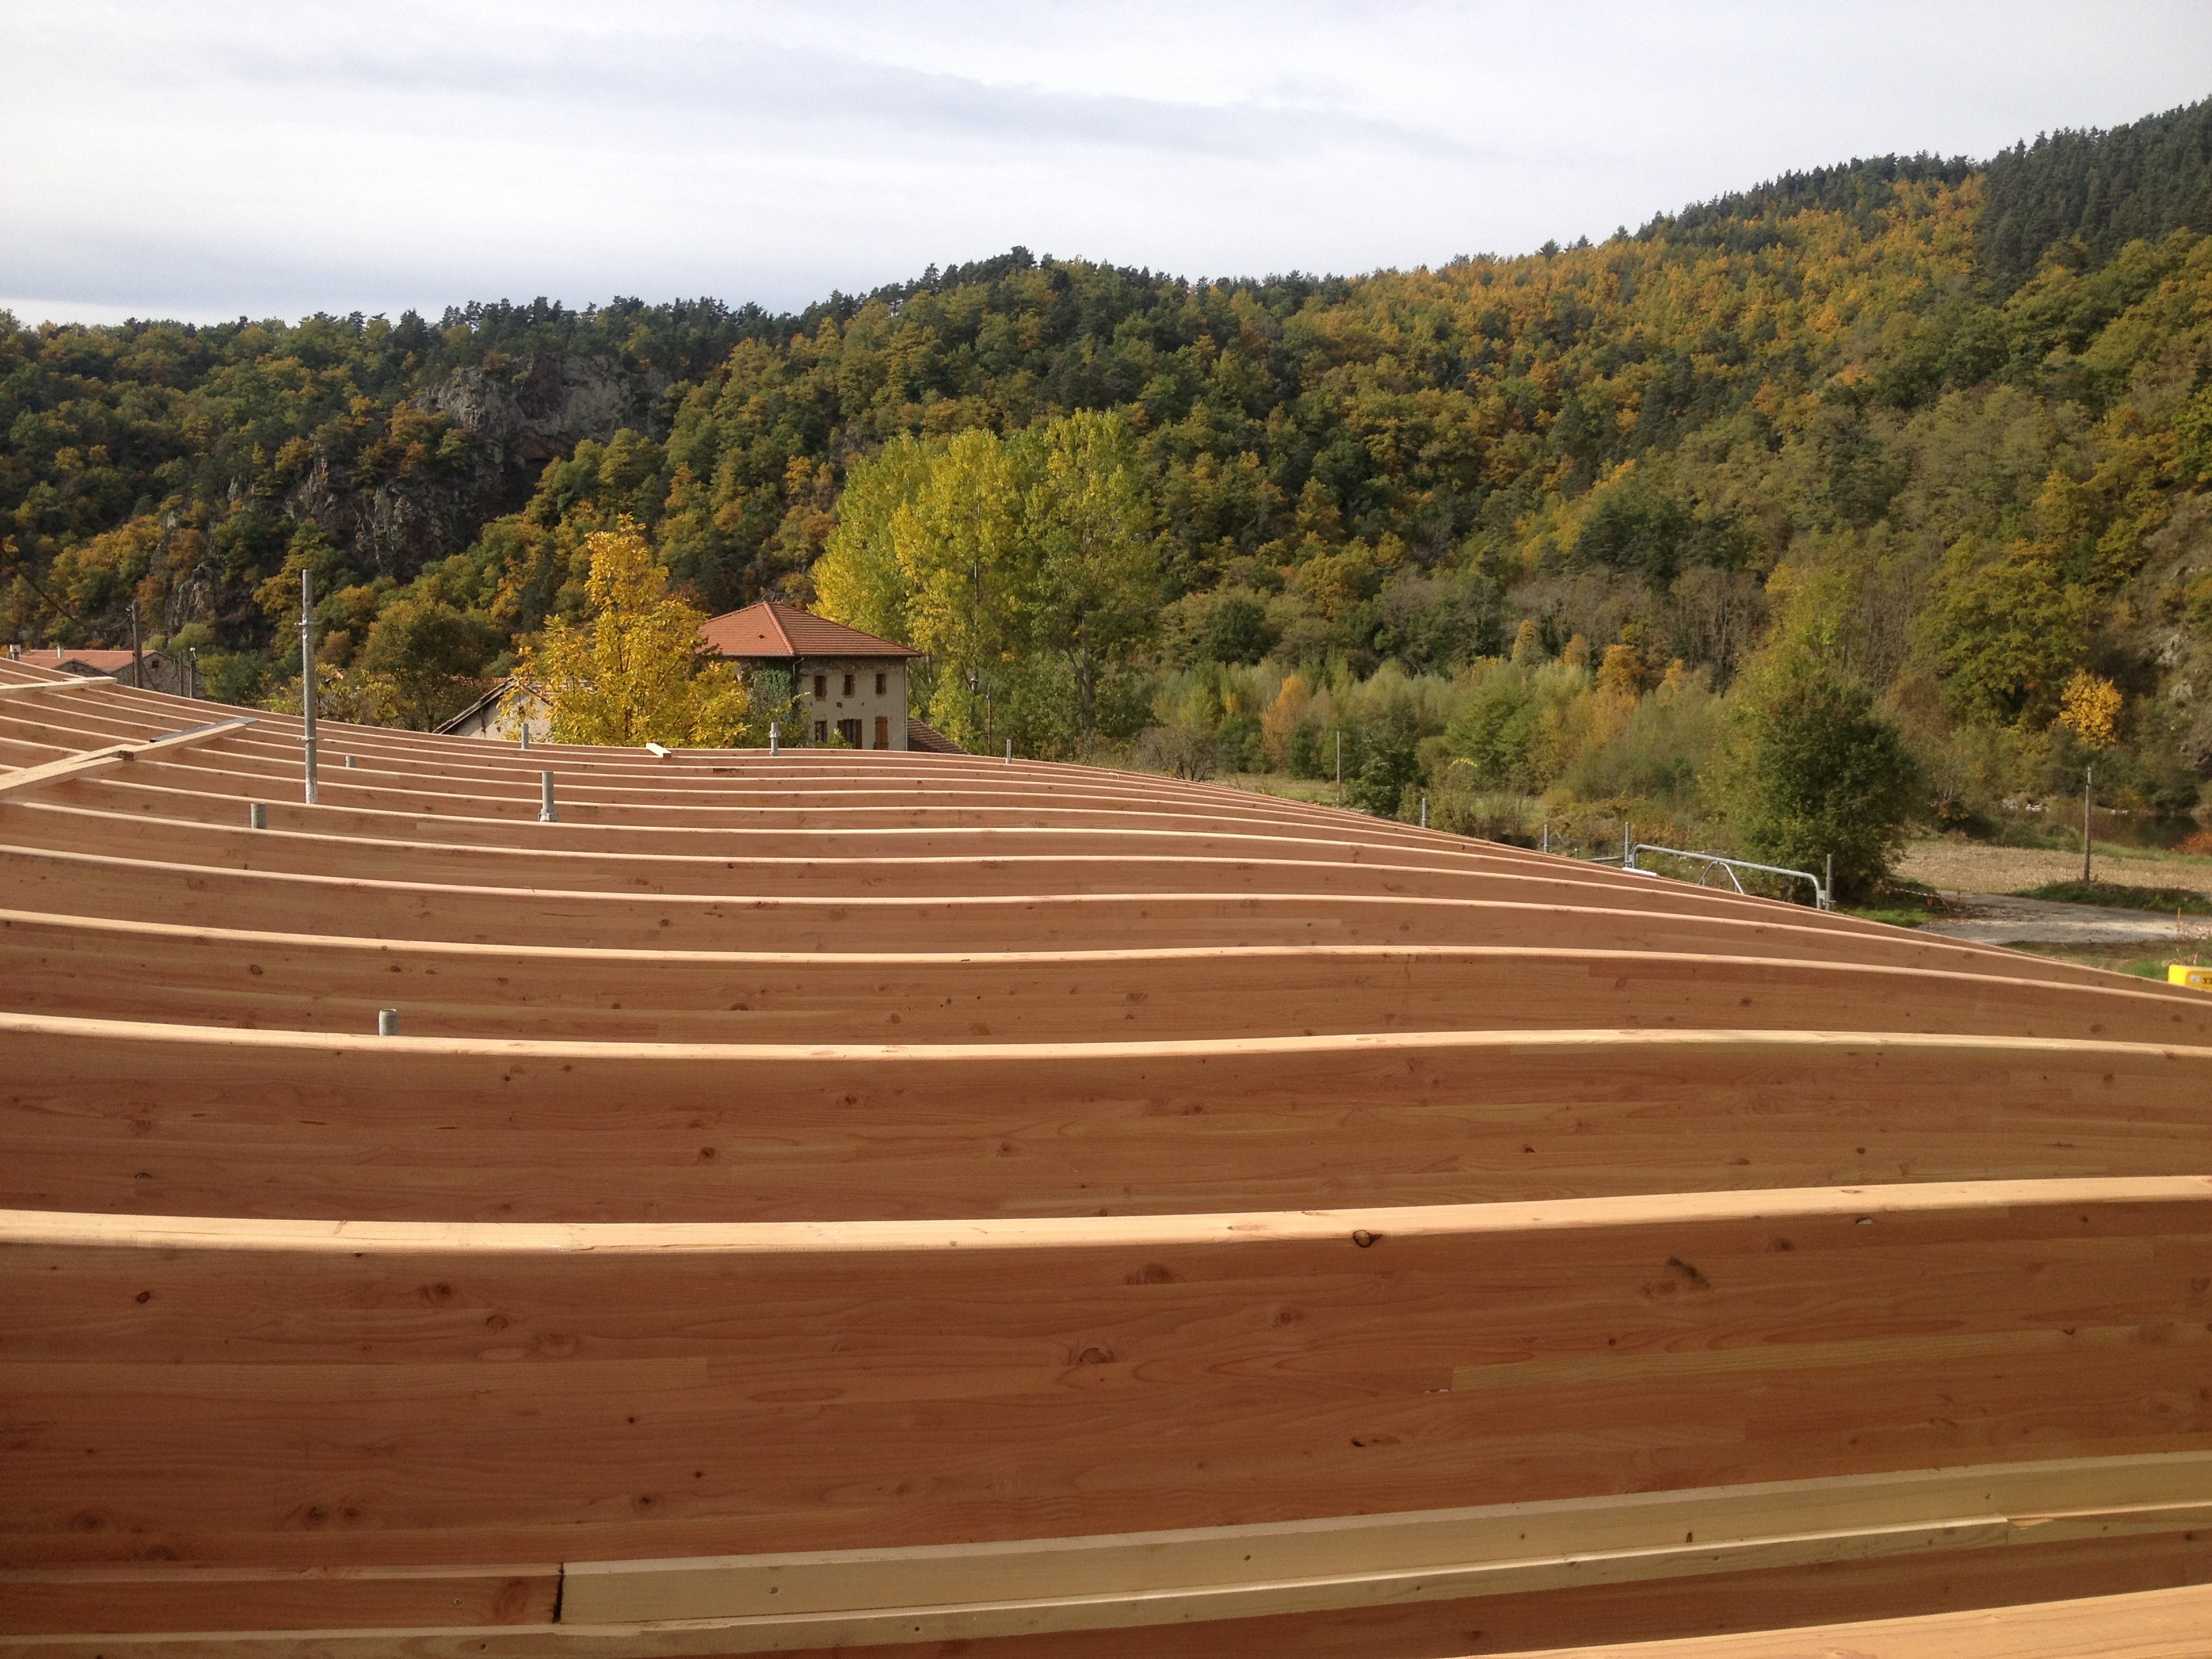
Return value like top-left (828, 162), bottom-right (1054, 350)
top-left (20, 647), bottom-right (161, 672)
top-left (697, 600), bottom-right (922, 660)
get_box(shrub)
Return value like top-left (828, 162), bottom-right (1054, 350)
top-left (1348, 699), bottom-right (1422, 817)
top-left (1135, 724), bottom-right (1221, 781)
top-left (1719, 655), bottom-right (1920, 900)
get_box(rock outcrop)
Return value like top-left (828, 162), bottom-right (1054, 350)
top-left (285, 353), bottom-right (670, 581)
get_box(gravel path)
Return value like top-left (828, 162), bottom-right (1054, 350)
top-left (1917, 893), bottom-right (2212, 947)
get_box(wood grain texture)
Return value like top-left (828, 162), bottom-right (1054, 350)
top-left (3, 673), bottom-right (2209, 1650)
top-left (1504, 1578), bottom-right (2212, 1658)
top-left (6, 1183), bottom-right (2212, 1576)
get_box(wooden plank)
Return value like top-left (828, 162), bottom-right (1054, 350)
top-left (0, 720), bottom-right (255, 802)
top-left (22, 1532), bottom-right (2212, 1658)
top-left (0, 679), bottom-right (111, 699)
top-left (12, 1531), bottom-right (2212, 1658)
top-left (1506, 1578), bottom-right (2212, 1658)
top-left (559, 1453), bottom-right (2212, 1622)
top-left (0, 1563), bottom-right (558, 1635)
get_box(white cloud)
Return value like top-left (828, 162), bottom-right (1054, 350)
top-left (3, 0), bottom-right (2209, 324)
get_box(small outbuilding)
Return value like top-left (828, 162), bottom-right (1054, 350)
top-left (697, 602), bottom-right (928, 751)
top-left (12, 645), bottom-right (193, 695)
top-left (434, 678), bottom-right (552, 743)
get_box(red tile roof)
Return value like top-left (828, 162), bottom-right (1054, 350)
top-left (20, 647), bottom-right (152, 673)
top-left (698, 601), bottom-right (922, 659)
top-left (905, 719), bottom-right (967, 755)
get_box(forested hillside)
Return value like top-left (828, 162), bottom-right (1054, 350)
top-left (6, 98), bottom-right (2211, 881)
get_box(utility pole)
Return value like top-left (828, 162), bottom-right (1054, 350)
top-left (1334, 731), bottom-right (1342, 804)
top-left (128, 599), bottom-right (144, 688)
top-left (300, 569), bottom-right (319, 805)
top-left (2082, 764), bottom-right (2094, 884)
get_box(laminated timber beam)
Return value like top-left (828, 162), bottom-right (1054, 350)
top-left (0, 837), bottom-right (2110, 979)
top-left (6, 910), bottom-right (2207, 1046)
top-left (7, 1181), bottom-right (2212, 1575)
top-left (8, 1015), bottom-right (2212, 1219)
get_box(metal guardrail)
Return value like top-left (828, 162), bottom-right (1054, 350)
top-left (1624, 842), bottom-right (1832, 911)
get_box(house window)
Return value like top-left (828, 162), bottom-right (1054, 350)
top-left (874, 715), bottom-right (889, 749)
top-left (837, 718), bottom-right (863, 747)
top-left (813, 720), bottom-right (827, 743)
top-left (813, 674), bottom-right (827, 699)
top-left (842, 672), bottom-right (855, 697)
top-left (875, 672), bottom-right (886, 695)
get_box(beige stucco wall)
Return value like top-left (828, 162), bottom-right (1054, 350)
top-left (796, 657), bottom-right (909, 750)
top-left (447, 688), bottom-right (551, 742)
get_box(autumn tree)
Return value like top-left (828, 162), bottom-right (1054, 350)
top-left (2055, 668), bottom-right (2122, 749)
top-left (518, 523), bottom-right (750, 746)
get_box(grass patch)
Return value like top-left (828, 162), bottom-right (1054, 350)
top-left (2014, 880), bottom-right (2212, 915)
top-left (1840, 878), bottom-right (1956, 928)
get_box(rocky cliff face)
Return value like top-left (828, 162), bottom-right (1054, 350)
top-left (429, 353), bottom-right (670, 463)
top-left (286, 354), bottom-right (670, 580)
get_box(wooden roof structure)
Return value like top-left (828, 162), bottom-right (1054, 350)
top-left (2, 660), bottom-right (2209, 1657)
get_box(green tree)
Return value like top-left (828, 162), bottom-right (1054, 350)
top-left (811, 435), bottom-right (932, 645)
top-left (895, 428), bottom-right (1033, 751)
top-left (1021, 411), bottom-right (1161, 745)
top-left (1348, 697), bottom-right (1422, 817)
top-left (356, 597), bottom-right (501, 730)
top-left (1921, 532), bottom-right (2091, 725)
top-left (1720, 655), bottom-right (1919, 900)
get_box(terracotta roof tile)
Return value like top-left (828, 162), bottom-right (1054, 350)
top-left (698, 601), bottom-right (922, 659)
top-left (905, 719), bottom-right (966, 754)
top-left (22, 647), bottom-right (151, 673)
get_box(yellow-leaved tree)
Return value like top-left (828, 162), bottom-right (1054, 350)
top-left (518, 523), bottom-right (750, 747)
top-left (2056, 668), bottom-right (2123, 749)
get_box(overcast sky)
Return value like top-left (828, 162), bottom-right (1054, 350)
top-left (5, 1), bottom-right (2209, 327)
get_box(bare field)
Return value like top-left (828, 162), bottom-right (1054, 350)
top-left (1899, 838), bottom-right (2212, 896)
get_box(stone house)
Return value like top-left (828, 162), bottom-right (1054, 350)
top-left (11, 645), bottom-right (193, 695)
top-left (697, 602), bottom-right (931, 751)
